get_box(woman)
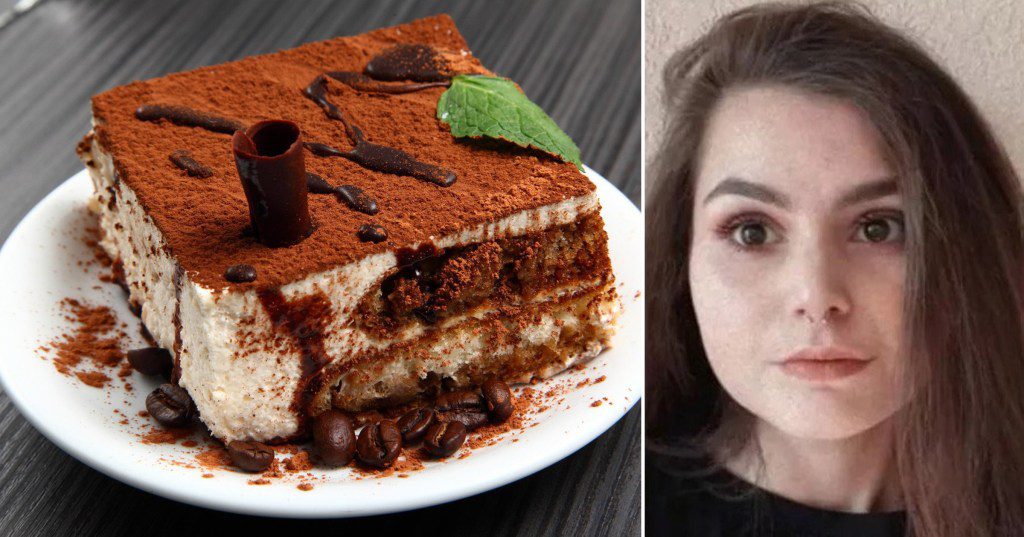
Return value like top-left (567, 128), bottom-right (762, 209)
top-left (646, 2), bottom-right (1024, 536)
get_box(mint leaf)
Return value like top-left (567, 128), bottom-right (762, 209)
top-left (437, 75), bottom-right (583, 170)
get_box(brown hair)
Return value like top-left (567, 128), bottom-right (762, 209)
top-left (646, 2), bottom-right (1024, 535)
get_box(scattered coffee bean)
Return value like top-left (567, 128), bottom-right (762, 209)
top-left (440, 410), bottom-right (489, 431)
top-left (145, 383), bottom-right (194, 427)
top-left (397, 407), bottom-right (435, 444)
top-left (355, 420), bottom-right (401, 468)
top-left (224, 264), bottom-right (257, 283)
top-left (357, 224), bottom-right (388, 243)
top-left (127, 347), bottom-right (172, 377)
top-left (435, 390), bottom-right (485, 412)
top-left (423, 420), bottom-right (467, 458)
top-left (313, 410), bottom-right (356, 467)
top-left (227, 440), bottom-right (274, 472)
top-left (482, 379), bottom-right (514, 423)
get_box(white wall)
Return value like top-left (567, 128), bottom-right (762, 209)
top-left (645, 0), bottom-right (1024, 176)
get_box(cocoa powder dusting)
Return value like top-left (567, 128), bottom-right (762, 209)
top-left (45, 298), bottom-right (127, 388)
top-left (195, 447), bottom-right (233, 470)
top-left (86, 14), bottom-right (594, 291)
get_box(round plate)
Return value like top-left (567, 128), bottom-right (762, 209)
top-left (0, 166), bottom-right (642, 518)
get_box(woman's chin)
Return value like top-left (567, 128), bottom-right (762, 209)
top-left (756, 398), bottom-right (897, 441)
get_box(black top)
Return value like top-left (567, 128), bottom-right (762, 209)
top-left (646, 450), bottom-right (907, 537)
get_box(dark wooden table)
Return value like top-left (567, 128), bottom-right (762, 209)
top-left (0, 1), bottom-right (640, 535)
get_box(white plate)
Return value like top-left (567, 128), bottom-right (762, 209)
top-left (0, 166), bottom-right (642, 518)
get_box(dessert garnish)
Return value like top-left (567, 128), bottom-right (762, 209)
top-left (326, 71), bottom-right (449, 94)
top-left (364, 43), bottom-right (450, 82)
top-left (313, 410), bottom-right (357, 467)
top-left (135, 104), bottom-right (244, 134)
top-left (127, 347), bottom-right (172, 377)
top-left (303, 75), bottom-right (456, 187)
top-left (437, 75), bottom-right (583, 169)
top-left (145, 383), bottom-right (195, 427)
top-left (355, 420), bottom-right (402, 468)
top-left (356, 223), bottom-right (388, 243)
top-left (305, 172), bottom-right (379, 215)
top-left (232, 120), bottom-right (314, 248)
top-left (169, 149), bottom-right (213, 178)
top-left (223, 264), bottom-right (257, 283)
top-left (227, 440), bottom-right (274, 472)
top-left (423, 420), bottom-right (467, 458)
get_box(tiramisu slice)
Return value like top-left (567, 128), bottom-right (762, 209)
top-left (77, 14), bottom-right (619, 444)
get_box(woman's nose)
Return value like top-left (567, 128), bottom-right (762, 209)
top-left (790, 240), bottom-right (852, 324)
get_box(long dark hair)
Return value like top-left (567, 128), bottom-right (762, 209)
top-left (645, 2), bottom-right (1024, 535)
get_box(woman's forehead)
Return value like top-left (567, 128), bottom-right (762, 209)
top-left (695, 85), bottom-right (897, 207)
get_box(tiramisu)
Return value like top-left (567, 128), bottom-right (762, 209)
top-left (76, 14), bottom-right (619, 445)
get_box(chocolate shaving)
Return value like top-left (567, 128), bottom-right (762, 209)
top-left (136, 104), bottom-right (244, 134)
top-left (232, 120), bottom-right (313, 247)
top-left (326, 71), bottom-right (449, 94)
top-left (169, 150), bottom-right (213, 178)
top-left (364, 44), bottom-right (450, 82)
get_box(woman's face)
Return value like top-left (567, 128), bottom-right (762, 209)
top-left (689, 85), bottom-right (907, 440)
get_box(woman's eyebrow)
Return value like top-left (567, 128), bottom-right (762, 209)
top-left (701, 177), bottom-right (791, 208)
top-left (834, 177), bottom-right (899, 208)
top-left (701, 176), bottom-right (898, 209)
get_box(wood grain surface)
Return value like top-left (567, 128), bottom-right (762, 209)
top-left (0, 1), bottom-right (640, 535)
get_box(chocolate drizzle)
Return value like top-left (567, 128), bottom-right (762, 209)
top-left (233, 120), bottom-right (314, 247)
top-left (336, 185), bottom-right (378, 215)
top-left (136, 104), bottom-right (244, 134)
top-left (326, 71), bottom-right (449, 94)
top-left (305, 172), bottom-right (336, 194)
top-left (364, 44), bottom-right (450, 82)
top-left (171, 264), bottom-right (184, 383)
top-left (303, 141), bottom-right (347, 158)
top-left (169, 150), bottom-right (213, 178)
top-left (257, 289), bottom-right (333, 438)
top-left (306, 173), bottom-right (379, 215)
top-left (303, 75), bottom-right (456, 187)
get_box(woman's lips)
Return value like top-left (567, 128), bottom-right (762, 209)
top-left (777, 346), bottom-right (872, 381)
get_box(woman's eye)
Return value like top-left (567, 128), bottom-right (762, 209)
top-left (731, 222), bottom-right (776, 247)
top-left (854, 215), bottom-right (904, 243)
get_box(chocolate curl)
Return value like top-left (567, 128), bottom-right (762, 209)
top-left (232, 120), bottom-right (313, 247)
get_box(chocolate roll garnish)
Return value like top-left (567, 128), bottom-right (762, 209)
top-left (232, 120), bottom-right (314, 247)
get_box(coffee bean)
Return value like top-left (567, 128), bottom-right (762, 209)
top-left (227, 440), bottom-right (274, 472)
top-left (357, 224), bottom-right (388, 243)
top-left (434, 390), bottom-right (485, 412)
top-left (423, 420), bottom-right (467, 458)
top-left (145, 383), bottom-right (194, 427)
top-left (440, 410), bottom-right (489, 431)
top-left (127, 347), bottom-right (172, 377)
top-left (482, 379), bottom-right (514, 423)
top-left (224, 264), bottom-right (257, 283)
top-left (355, 420), bottom-right (401, 468)
top-left (397, 407), bottom-right (435, 444)
top-left (313, 410), bottom-right (356, 467)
